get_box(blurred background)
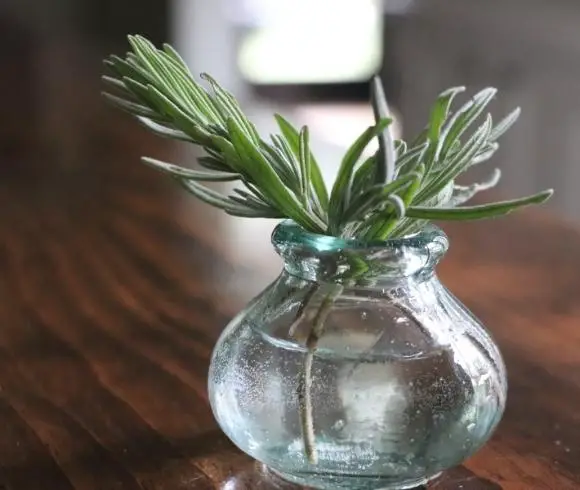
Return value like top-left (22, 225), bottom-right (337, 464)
top-left (2, 0), bottom-right (578, 279)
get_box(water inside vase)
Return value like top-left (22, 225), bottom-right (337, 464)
top-left (211, 317), bottom-right (502, 483)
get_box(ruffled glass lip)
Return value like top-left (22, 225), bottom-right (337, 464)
top-left (272, 220), bottom-right (448, 254)
top-left (271, 221), bottom-right (449, 283)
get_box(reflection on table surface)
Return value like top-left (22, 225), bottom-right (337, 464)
top-left (1, 6), bottom-right (580, 490)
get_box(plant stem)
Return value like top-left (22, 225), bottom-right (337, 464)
top-left (288, 283), bottom-right (319, 339)
top-left (293, 281), bottom-right (428, 464)
top-left (297, 285), bottom-right (343, 464)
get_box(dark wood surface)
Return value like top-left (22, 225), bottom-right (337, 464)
top-left (2, 45), bottom-right (580, 490)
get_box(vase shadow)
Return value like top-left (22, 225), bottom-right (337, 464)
top-left (219, 463), bottom-right (307, 490)
top-left (217, 462), bottom-right (502, 490)
top-left (165, 427), bottom-right (501, 490)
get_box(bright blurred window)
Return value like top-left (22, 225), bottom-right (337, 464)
top-left (231, 0), bottom-right (383, 84)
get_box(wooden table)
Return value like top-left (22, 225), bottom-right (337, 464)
top-left (1, 90), bottom-right (580, 489)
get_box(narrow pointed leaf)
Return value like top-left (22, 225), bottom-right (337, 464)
top-left (396, 142), bottom-right (429, 176)
top-left (341, 173), bottom-right (417, 225)
top-left (197, 156), bottom-right (230, 171)
top-left (371, 76), bottom-right (396, 183)
top-left (101, 75), bottom-right (137, 99)
top-left (106, 54), bottom-right (153, 85)
top-left (428, 86), bottom-right (466, 141)
top-left (102, 92), bottom-right (160, 119)
top-left (424, 86), bottom-right (466, 172)
top-left (407, 189), bottom-right (553, 220)
top-left (275, 114), bottom-right (329, 209)
top-left (298, 126), bottom-right (311, 206)
top-left (136, 117), bottom-right (193, 142)
top-left (179, 179), bottom-right (243, 210)
top-left (227, 118), bottom-right (324, 232)
top-left (162, 43), bottom-right (190, 71)
top-left (387, 195), bottom-right (406, 218)
top-left (489, 107), bottom-right (521, 142)
top-left (328, 118), bottom-right (392, 232)
top-left (142, 157), bottom-right (240, 181)
top-left (351, 154), bottom-right (377, 195)
top-left (471, 142), bottom-right (499, 165)
top-left (271, 134), bottom-right (301, 183)
top-left (450, 168), bottom-right (502, 206)
top-left (418, 114), bottom-right (492, 202)
top-left (179, 179), bottom-right (276, 218)
top-left (201, 73), bottom-right (261, 143)
top-left (438, 87), bottom-right (497, 160)
top-left (145, 85), bottom-right (209, 140)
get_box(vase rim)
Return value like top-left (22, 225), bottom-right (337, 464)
top-left (271, 220), bottom-right (448, 253)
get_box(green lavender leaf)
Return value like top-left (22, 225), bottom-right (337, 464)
top-left (407, 189), bottom-right (553, 220)
top-left (396, 142), bottom-right (429, 176)
top-left (201, 73), bottom-right (261, 143)
top-left (424, 86), bottom-right (465, 172)
top-left (102, 75), bottom-right (138, 99)
top-left (471, 142), bottom-right (499, 166)
top-left (226, 118), bottom-right (324, 232)
top-left (275, 114), bottom-right (329, 211)
top-left (102, 92), bottom-right (161, 120)
top-left (351, 155), bottom-right (377, 196)
top-left (328, 119), bottom-right (392, 233)
top-left (298, 126), bottom-right (312, 207)
top-left (197, 156), bottom-right (231, 172)
top-left (103, 36), bottom-right (553, 241)
top-left (387, 195), bottom-right (406, 218)
top-left (162, 43), bottom-right (190, 71)
top-left (136, 117), bottom-right (193, 142)
top-left (270, 134), bottom-right (302, 184)
top-left (428, 87), bottom-right (466, 142)
top-left (141, 157), bottom-right (240, 181)
top-left (489, 107), bottom-right (521, 142)
top-left (341, 173), bottom-right (417, 225)
top-left (438, 87), bottom-right (497, 161)
top-left (450, 168), bottom-right (502, 206)
top-left (105, 55), bottom-right (153, 86)
top-left (260, 142), bottom-right (301, 193)
top-left (371, 76), bottom-right (396, 183)
top-left (417, 114), bottom-right (492, 203)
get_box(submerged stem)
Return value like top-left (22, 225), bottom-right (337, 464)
top-left (292, 280), bottom-right (428, 464)
top-left (288, 283), bottom-right (319, 339)
top-left (297, 285), bottom-right (343, 464)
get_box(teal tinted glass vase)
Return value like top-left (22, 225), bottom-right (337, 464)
top-left (209, 221), bottom-right (507, 490)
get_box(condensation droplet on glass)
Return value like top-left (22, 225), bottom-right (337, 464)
top-left (467, 423), bottom-right (476, 432)
top-left (332, 419), bottom-right (345, 431)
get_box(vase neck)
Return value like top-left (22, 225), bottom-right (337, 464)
top-left (271, 221), bottom-right (449, 286)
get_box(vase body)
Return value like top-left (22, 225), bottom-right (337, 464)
top-left (208, 222), bottom-right (507, 490)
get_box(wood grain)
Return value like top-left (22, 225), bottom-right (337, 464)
top-left (1, 45), bottom-right (579, 490)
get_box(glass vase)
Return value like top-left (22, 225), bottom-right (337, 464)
top-left (208, 221), bottom-right (507, 490)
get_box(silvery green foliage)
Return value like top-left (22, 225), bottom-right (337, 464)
top-left (103, 35), bottom-right (552, 240)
